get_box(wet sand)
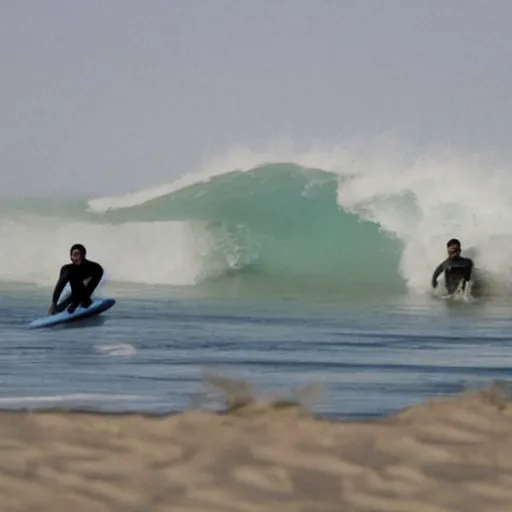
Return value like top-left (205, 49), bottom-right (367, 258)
top-left (2, 381), bottom-right (512, 512)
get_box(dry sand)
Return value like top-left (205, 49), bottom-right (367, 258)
top-left (2, 381), bottom-right (512, 512)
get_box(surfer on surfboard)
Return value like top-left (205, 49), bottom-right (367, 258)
top-left (48, 244), bottom-right (104, 315)
top-left (431, 238), bottom-right (474, 295)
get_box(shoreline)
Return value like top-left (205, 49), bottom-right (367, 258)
top-left (2, 381), bottom-right (512, 511)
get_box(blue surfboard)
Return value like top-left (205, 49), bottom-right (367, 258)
top-left (28, 297), bottom-right (116, 329)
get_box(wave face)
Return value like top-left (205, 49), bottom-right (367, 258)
top-left (98, 164), bottom-right (402, 292)
top-left (2, 147), bottom-right (512, 297)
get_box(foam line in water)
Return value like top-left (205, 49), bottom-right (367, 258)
top-left (0, 394), bottom-right (142, 404)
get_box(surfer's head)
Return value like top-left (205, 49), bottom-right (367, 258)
top-left (446, 238), bottom-right (461, 259)
top-left (70, 243), bottom-right (86, 265)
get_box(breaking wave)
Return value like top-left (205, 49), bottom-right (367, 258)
top-left (2, 144), bottom-right (512, 298)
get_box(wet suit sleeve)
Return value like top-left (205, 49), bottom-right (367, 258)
top-left (51, 265), bottom-right (70, 306)
top-left (465, 259), bottom-right (474, 281)
top-left (83, 262), bottom-right (104, 296)
top-left (431, 261), bottom-right (446, 288)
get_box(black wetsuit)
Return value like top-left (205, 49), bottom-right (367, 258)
top-left (52, 260), bottom-right (104, 313)
top-left (431, 256), bottom-right (473, 294)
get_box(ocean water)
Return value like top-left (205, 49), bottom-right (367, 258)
top-left (2, 154), bottom-right (512, 419)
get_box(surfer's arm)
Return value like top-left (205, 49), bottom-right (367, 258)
top-left (465, 258), bottom-right (474, 282)
top-left (431, 261), bottom-right (445, 288)
top-left (51, 266), bottom-right (70, 306)
top-left (83, 262), bottom-right (103, 295)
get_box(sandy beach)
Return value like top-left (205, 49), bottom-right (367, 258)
top-left (1, 381), bottom-right (512, 512)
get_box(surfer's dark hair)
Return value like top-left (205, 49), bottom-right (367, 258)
top-left (70, 243), bottom-right (87, 256)
top-left (446, 238), bottom-right (461, 248)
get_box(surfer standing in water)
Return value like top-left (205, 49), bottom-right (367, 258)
top-left (431, 238), bottom-right (474, 295)
top-left (48, 244), bottom-right (104, 314)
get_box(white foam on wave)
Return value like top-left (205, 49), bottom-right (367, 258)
top-left (0, 217), bottom-right (210, 286)
top-left (335, 146), bottom-right (512, 293)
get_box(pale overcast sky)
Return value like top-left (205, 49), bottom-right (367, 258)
top-left (1, 1), bottom-right (511, 197)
